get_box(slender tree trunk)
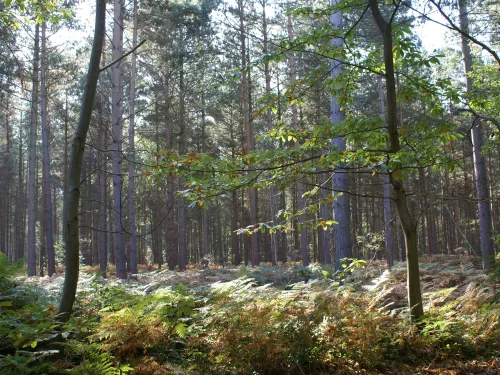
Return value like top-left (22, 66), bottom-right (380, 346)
top-left (41, 22), bottom-right (55, 276)
top-left (369, 0), bottom-right (423, 320)
top-left (58, 0), bottom-right (105, 319)
top-left (153, 102), bottom-right (163, 268)
top-left (261, 0), bottom-right (278, 266)
top-left (420, 169), bottom-right (438, 255)
top-left (458, 0), bottom-right (495, 268)
top-left (331, 0), bottom-right (351, 271)
top-left (0, 94), bottom-right (10, 256)
top-left (39, 176), bottom-right (45, 276)
top-left (378, 76), bottom-right (393, 267)
top-left (16, 118), bottom-right (25, 262)
top-left (238, 0), bottom-right (259, 266)
top-left (287, 13), bottom-right (309, 266)
top-left (319, 173), bottom-right (332, 264)
top-left (53, 182), bottom-right (57, 238)
top-left (63, 93), bottom-right (69, 227)
top-left (92, 173), bottom-right (99, 267)
top-left (98, 77), bottom-right (107, 277)
top-left (127, 0), bottom-right (138, 274)
top-left (27, 25), bottom-right (40, 276)
top-left (178, 55), bottom-right (187, 271)
top-left (164, 73), bottom-right (177, 271)
top-left (111, 0), bottom-right (126, 279)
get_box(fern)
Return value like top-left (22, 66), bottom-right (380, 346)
top-left (64, 341), bottom-right (133, 375)
top-left (0, 350), bottom-right (59, 374)
top-left (0, 253), bottom-right (23, 284)
top-left (174, 322), bottom-right (189, 339)
top-left (70, 350), bottom-right (133, 375)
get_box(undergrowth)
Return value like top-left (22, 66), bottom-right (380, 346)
top-left (1, 254), bottom-right (499, 374)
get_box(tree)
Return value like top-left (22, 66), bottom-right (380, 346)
top-left (128, 0), bottom-right (138, 275)
top-left (368, 0), bottom-right (423, 320)
top-left (59, 0), bottom-right (106, 319)
top-left (111, 0), bottom-right (127, 280)
top-left (238, 0), bottom-right (260, 266)
top-left (27, 24), bottom-right (40, 277)
top-left (40, 21), bottom-right (55, 276)
top-left (378, 76), bottom-right (393, 268)
top-left (287, 11), bottom-right (309, 267)
top-left (330, 0), bottom-right (352, 272)
top-left (457, 0), bottom-right (495, 269)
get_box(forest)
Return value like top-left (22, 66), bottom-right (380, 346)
top-left (0, 0), bottom-right (499, 373)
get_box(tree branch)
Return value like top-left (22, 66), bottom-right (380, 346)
top-left (100, 39), bottom-right (147, 72)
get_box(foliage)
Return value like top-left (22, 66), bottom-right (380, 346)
top-left (1, 0), bottom-right (72, 28)
top-left (2, 258), bottom-right (500, 374)
top-left (0, 253), bottom-right (24, 284)
top-left (0, 259), bottom-right (61, 374)
top-left (63, 341), bottom-right (133, 375)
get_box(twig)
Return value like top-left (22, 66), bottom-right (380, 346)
top-left (100, 39), bottom-right (146, 72)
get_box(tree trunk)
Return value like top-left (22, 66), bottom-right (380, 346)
top-left (458, 0), bottom-right (495, 269)
top-left (164, 72), bottom-right (177, 271)
top-left (287, 13), bottom-right (309, 266)
top-left (378, 76), bottom-right (393, 267)
top-left (0, 94), bottom-right (10, 256)
top-left (16, 118), bottom-right (25, 262)
top-left (128, 0), bottom-right (138, 274)
top-left (111, 0), bottom-right (126, 279)
top-left (41, 22), bottom-right (55, 276)
top-left (319, 173), bottom-right (332, 264)
top-left (58, 0), bottom-right (106, 319)
top-left (369, 0), bottom-right (423, 321)
top-left (27, 24), bottom-right (40, 277)
top-left (178, 55), bottom-right (187, 271)
top-left (98, 70), bottom-right (107, 277)
top-left (331, 0), bottom-right (351, 271)
top-left (238, 0), bottom-right (259, 266)
top-left (262, 0), bottom-right (278, 266)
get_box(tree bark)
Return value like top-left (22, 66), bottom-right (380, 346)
top-left (41, 22), bottom-right (55, 276)
top-left (238, 0), bottom-right (259, 266)
top-left (16, 116), bottom-right (25, 262)
top-left (58, 0), bottom-right (106, 319)
top-left (98, 69), bottom-right (107, 277)
top-left (419, 169), bottom-right (438, 255)
top-left (458, 0), bottom-right (495, 269)
top-left (287, 12), bottom-right (309, 267)
top-left (378, 76), bottom-right (393, 268)
top-left (164, 72), bottom-right (177, 271)
top-left (369, 0), bottom-right (423, 321)
top-left (178, 55), bottom-right (187, 271)
top-left (0, 92), bottom-right (10, 257)
top-left (128, 0), bottom-right (138, 274)
top-left (331, 0), bottom-right (351, 271)
top-left (111, 0), bottom-right (127, 279)
top-left (27, 24), bottom-right (40, 277)
top-left (262, 0), bottom-right (278, 266)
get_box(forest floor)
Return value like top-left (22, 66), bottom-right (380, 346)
top-left (3, 255), bottom-right (500, 374)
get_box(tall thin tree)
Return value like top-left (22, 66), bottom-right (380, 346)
top-left (128, 0), bottom-right (138, 274)
top-left (238, 0), bottom-right (259, 266)
top-left (27, 24), bottom-right (40, 277)
top-left (111, 0), bottom-right (127, 279)
top-left (40, 21), bottom-right (55, 276)
top-left (59, 0), bottom-right (106, 319)
top-left (330, 0), bottom-right (352, 271)
top-left (287, 12), bottom-right (309, 266)
top-left (457, 0), bottom-right (495, 269)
